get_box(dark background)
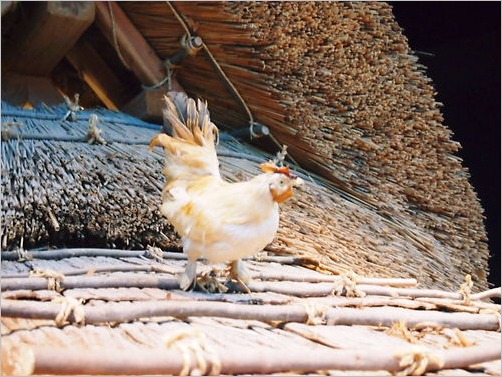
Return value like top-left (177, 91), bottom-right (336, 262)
top-left (390, 2), bottom-right (501, 287)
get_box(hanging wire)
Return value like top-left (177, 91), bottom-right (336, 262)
top-left (165, 1), bottom-right (258, 139)
top-left (164, 1), bottom-right (309, 180)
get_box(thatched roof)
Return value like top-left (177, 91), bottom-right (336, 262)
top-left (1, 2), bottom-right (499, 375)
top-left (2, 248), bottom-right (501, 375)
top-left (2, 1), bottom-right (491, 289)
top-left (1, 101), bottom-right (500, 375)
top-left (0, 103), bottom-right (488, 291)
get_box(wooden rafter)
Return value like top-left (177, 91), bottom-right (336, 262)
top-left (65, 39), bottom-right (128, 110)
top-left (94, 1), bottom-right (166, 87)
top-left (94, 1), bottom-right (183, 120)
top-left (1, 2), bottom-right (95, 76)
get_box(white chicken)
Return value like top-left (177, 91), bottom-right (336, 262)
top-left (149, 92), bottom-right (302, 290)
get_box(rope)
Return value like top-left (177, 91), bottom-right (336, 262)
top-left (52, 296), bottom-right (86, 327)
top-left (142, 71), bottom-right (171, 90)
top-left (145, 245), bottom-right (165, 262)
top-left (386, 321), bottom-right (418, 344)
top-left (62, 94), bottom-right (83, 122)
top-left (86, 114), bottom-right (107, 145)
top-left (332, 271), bottom-right (366, 298)
top-left (15, 247), bottom-right (33, 262)
top-left (1, 121), bottom-right (24, 141)
top-left (302, 302), bottom-right (329, 325)
top-left (397, 348), bottom-right (444, 376)
top-left (165, 329), bottom-right (222, 376)
top-left (108, 1), bottom-right (131, 70)
top-left (165, 1), bottom-right (258, 139)
top-left (165, 1), bottom-right (193, 39)
top-left (30, 268), bottom-right (65, 292)
top-left (458, 274), bottom-right (473, 305)
top-left (196, 270), bottom-right (229, 294)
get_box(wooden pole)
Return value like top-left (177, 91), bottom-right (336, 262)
top-left (94, 1), bottom-right (168, 87)
top-left (14, 343), bottom-right (501, 375)
top-left (2, 299), bottom-right (500, 331)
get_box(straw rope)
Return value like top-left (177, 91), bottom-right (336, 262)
top-left (397, 347), bottom-right (445, 376)
top-left (53, 296), bottom-right (86, 327)
top-left (86, 114), bottom-right (107, 145)
top-left (165, 329), bottom-right (221, 376)
top-left (30, 268), bottom-right (65, 292)
top-left (458, 274), bottom-right (474, 305)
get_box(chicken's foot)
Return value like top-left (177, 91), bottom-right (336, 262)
top-left (229, 259), bottom-right (252, 294)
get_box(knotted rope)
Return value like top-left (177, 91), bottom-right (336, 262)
top-left (165, 329), bottom-right (222, 376)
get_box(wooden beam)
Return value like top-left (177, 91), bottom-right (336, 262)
top-left (65, 39), bottom-right (128, 110)
top-left (2, 2), bottom-right (95, 76)
top-left (2, 72), bottom-right (63, 108)
top-left (94, 2), bottom-right (167, 87)
top-left (94, 2), bottom-right (185, 120)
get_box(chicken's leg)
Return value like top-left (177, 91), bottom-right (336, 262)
top-left (229, 259), bottom-right (252, 293)
top-left (179, 259), bottom-right (197, 291)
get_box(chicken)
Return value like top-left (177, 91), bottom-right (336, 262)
top-left (149, 92), bottom-right (302, 290)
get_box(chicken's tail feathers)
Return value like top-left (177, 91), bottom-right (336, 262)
top-left (162, 92), bottom-right (219, 147)
top-left (150, 92), bottom-right (221, 180)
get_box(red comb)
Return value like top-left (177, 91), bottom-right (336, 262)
top-left (275, 166), bottom-right (298, 179)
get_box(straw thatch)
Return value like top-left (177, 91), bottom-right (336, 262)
top-left (0, 100), bottom-right (490, 292)
top-left (1, 250), bottom-right (500, 376)
top-left (1, 102), bottom-right (178, 251)
top-left (119, 1), bottom-right (489, 289)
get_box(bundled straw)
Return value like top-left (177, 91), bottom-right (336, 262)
top-left (1, 103), bottom-right (179, 250)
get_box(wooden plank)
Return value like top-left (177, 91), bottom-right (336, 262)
top-left (65, 39), bottom-right (128, 110)
top-left (94, 2), bottom-right (166, 87)
top-left (2, 2), bottom-right (95, 76)
top-left (94, 1), bottom-right (185, 118)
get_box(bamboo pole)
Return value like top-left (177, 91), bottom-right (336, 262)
top-left (2, 299), bottom-right (500, 331)
top-left (7, 342), bottom-right (499, 375)
top-left (0, 275), bottom-right (179, 292)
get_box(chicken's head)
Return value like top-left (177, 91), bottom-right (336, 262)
top-left (260, 162), bottom-right (303, 203)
